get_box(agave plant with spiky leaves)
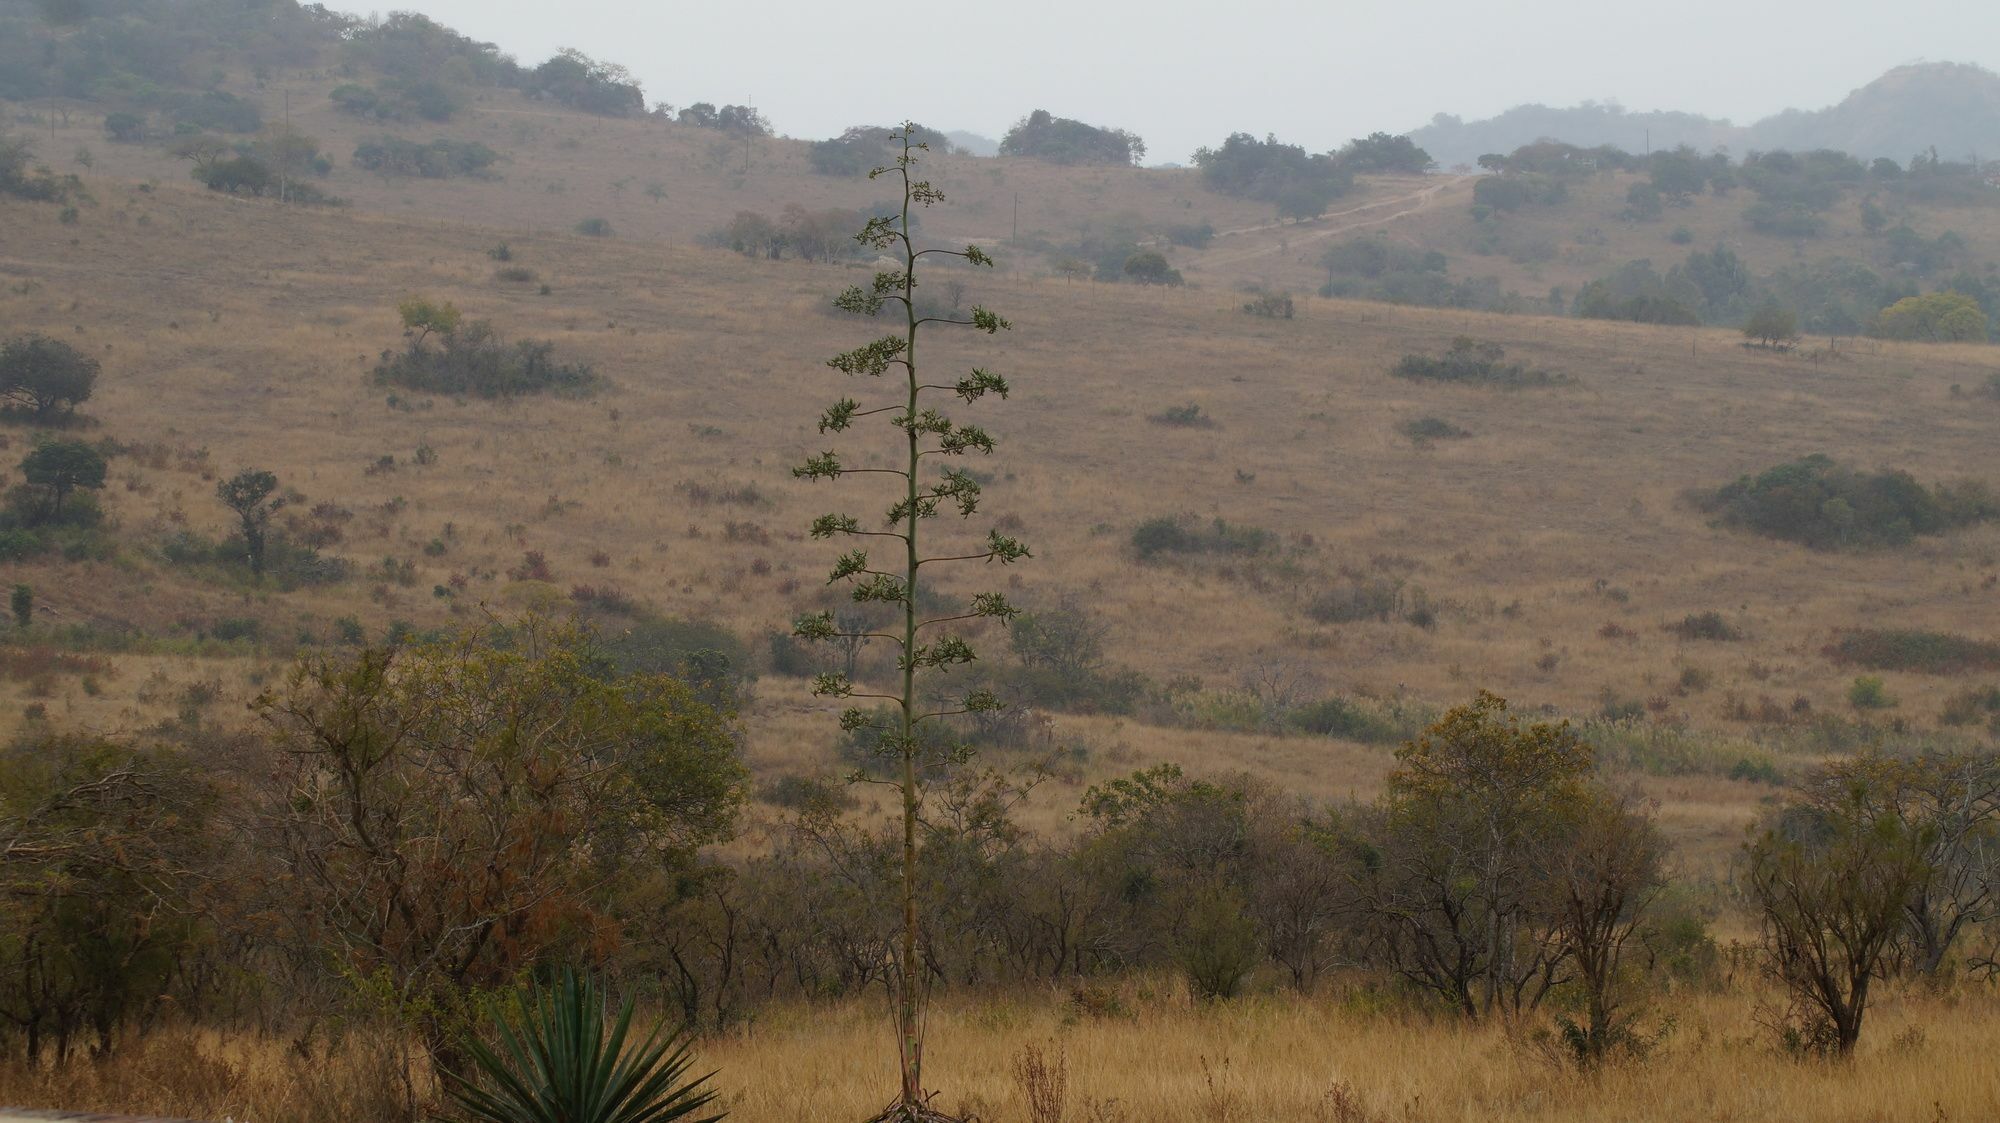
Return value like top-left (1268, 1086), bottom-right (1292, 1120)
top-left (438, 969), bottom-right (726, 1123)
top-left (791, 123), bottom-right (1029, 1122)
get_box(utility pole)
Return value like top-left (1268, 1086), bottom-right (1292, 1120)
top-left (1011, 192), bottom-right (1018, 243)
top-left (281, 89), bottom-right (290, 205)
top-left (46, 36), bottom-right (57, 145)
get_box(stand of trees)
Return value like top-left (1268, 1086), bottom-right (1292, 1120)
top-left (9, 668), bottom-right (1989, 1100)
top-left (1000, 110), bottom-right (1144, 166)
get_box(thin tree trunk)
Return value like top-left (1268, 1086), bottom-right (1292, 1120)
top-left (897, 163), bottom-right (923, 1114)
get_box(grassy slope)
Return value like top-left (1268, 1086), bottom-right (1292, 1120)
top-left (6, 160), bottom-right (2000, 864)
top-left (2, 77), bottom-right (1999, 872)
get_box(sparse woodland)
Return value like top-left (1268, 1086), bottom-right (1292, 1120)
top-left (4, 4), bottom-right (2000, 1122)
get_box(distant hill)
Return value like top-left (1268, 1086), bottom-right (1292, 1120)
top-left (1748, 62), bottom-right (2000, 161)
top-left (1413, 62), bottom-right (2000, 168)
top-left (1413, 104), bottom-right (1737, 170)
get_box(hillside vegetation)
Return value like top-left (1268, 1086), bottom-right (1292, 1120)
top-left (3, 4), bottom-right (2000, 1122)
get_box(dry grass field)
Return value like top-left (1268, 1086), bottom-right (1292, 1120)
top-left (3, 982), bottom-right (1998, 1123)
top-left (3, 165), bottom-right (1999, 851)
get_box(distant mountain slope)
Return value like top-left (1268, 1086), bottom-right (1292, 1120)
top-left (1748, 62), bottom-right (2000, 161)
top-left (1412, 62), bottom-right (2000, 168)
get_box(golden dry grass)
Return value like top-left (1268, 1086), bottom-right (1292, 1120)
top-left (3, 983), bottom-right (1998, 1122)
top-left (3, 165), bottom-right (1999, 872)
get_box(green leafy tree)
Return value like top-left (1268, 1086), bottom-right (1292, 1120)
top-left (215, 468), bottom-right (285, 577)
top-left (101, 111), bottom-right (144, 142)
top-left (1546, 792), bottom-right (1666, 1064)
top-left (1647, 146), bottom-right (1707, 201)
top-left (18, 440), bottom-right (106, 521)
top-left (791, 123), bottom-right (1028, 1120)
top-left (398, 294), bottom-right (463, 343)
top-left (1860, 197), bottom-right (1888, 234)
top-left (1746, 783), bottom-right (1933, 1056)
top-left (1365, 692), bottom-right (1598, 1019)
top-left (0, 334), bottom-right (98, 419)
top-left (1122, 251), bottom-right (1183, 286)
top-left (1743, 302), bottom-right (1800, 348)
top-left (1000, 109), bottom-right (1143, 165)
top-left (1872, 291), bottom-right (1988, 342)
top-left (1795, 752), bottom-right (2000, 976)
top-left (9, 584), bottom-right (29, 628)
top-left (0, 735), bottom-right (217, 1062)
top-left (256, 619), bottom-right (745, 1076)
top-left (1337, 131), bottom-right (1434, 174)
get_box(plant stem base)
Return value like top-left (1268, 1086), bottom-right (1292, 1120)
top-left (865, 1098), bottom-right (968, 1123)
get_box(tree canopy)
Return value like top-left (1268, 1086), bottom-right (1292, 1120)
top-left (0, 334), bottom-right (98, 419)
top-left (1000, 109), bottom-right (1144, 166)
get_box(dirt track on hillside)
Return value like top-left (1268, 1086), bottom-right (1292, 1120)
top-left (1198, 177), bottom-right (1465, 270)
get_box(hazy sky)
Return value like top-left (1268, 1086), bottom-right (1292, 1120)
top-left (391, 0), bottom-right (1998, 163)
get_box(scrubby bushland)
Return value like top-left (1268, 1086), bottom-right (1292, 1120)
top-left (1824, 628), bottom-right (2000, 675)
top-left (1940, 685), bottom-right (2000, 731)
top-left (15, 667), bottom-right (1988, 1100)
top-left (1399, 417), bottom-right (1470, 443)
top-left (156, 526), bottom-right (347, 590)
top-left (993, 598), bottom-right (1147, 715)
top-left (330, 78), bottom-right (458, 122)
top-left (1698, 454), bottom-right (1998, 550)
top-left (1471, 172), bottom-right (1567, 212)
top-left (1573, 260), bottom-right (1703, 325)
top-left (351, 136), bottom-right (498, 178)
top-left (1305, 576), bottom-right (1412, 624)
top-left (1285, 694), bottom-right (1413, 743)
top-left (593, 610), bottom-right (754, 710)
top-left (1149, 402), bottom-right (1215, 428)
top-left (1317, 238), bottom-right (1521, 312)
top-left (713, 204), bottom-right (892, 262)
top-left (0, 135), bottom-right (87, 204)
top-left (1668, 612), bottom-right (1744, 642)
top-left (1242, 292), bottom-right (1295, 319)
top-left (1131, 514), bottom-right (1274, 561)
top-left (373, 299), bottom-right (597, 399)
top-left (1622, 178), bottom-right (1663, 220)
top-left (1391, 337), bottom-right (1567, 387)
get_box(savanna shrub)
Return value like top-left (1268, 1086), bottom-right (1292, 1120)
top-left (373, 321), bottom-right (598, 399)
top-left (1823, 628), bottom-right (2000, 674)
top-left (1699, 454), bottom-right (1998, 550)
top-left (1392, 337), bottom-right (1567, 387)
